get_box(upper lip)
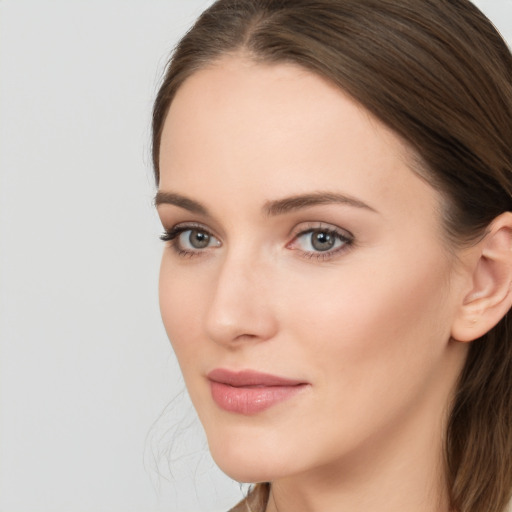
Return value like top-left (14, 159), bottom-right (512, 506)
top-left (207, 368), bottom-right (307, 387)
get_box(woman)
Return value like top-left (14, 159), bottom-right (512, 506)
top-left (152, 1), bottom-right (512, 511)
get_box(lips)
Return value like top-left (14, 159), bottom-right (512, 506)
top-left (207, 369), bottom-right (308, 415)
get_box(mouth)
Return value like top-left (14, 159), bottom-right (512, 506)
top-left (207, 369), bottom-right (309, 415)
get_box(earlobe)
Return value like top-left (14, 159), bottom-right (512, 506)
top-left (451, 212), bottom-right (512, 343)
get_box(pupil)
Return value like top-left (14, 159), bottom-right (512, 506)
top-left (312, 231), bottom-right (335, 251)
top-left (190, 230), bottom-right (210, 249)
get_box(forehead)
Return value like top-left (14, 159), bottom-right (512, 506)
top-left (158, 56), bottom-right (440, 225)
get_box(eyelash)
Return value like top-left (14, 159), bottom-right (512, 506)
top-left (160, 223), bottom-right (218, 258)
top-left (160, 223), bottom-right (354, 261)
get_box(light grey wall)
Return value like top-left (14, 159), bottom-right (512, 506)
top-left (0, 1), bottom-right (510, 512)
top-left (0, 1), bottom-right (242, 511)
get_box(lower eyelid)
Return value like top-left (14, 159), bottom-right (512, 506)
top-left (296, 240), bottom-right (353, 261)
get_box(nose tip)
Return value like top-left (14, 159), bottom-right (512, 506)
top-left (204, 264), bottom-right (278, 347)
top-left (206, 310), bottom-right (277, 346)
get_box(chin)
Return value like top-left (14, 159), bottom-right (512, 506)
top-left (206, 428), bottom-right (294, 483)
top-left (212, 455), bottom-right (282, 484)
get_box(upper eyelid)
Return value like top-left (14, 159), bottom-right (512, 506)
top-left (166, 221), bottom-right (217, 235)
top-left (163, 220), bottom-right (224, 240)
top-left (290, 227), bottom-right (353, 248)
top-left (290, 222), bottom-right (354, 238)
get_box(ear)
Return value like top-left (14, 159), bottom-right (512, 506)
top-left (451, 212), bottom-right (512, 343)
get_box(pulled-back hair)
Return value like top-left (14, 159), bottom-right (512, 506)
top-left (152, 1), bottom-right (512, 511)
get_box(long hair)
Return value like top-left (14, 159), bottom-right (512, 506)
top-left (152, 2), bottom-right (512, 511)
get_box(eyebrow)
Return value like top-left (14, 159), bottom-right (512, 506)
top-left (154, 190), bottom-right (377, 216)
top-left (154, 191), bottom-right (209, 215)
top-left (263, 192), bottom-right (377, 216)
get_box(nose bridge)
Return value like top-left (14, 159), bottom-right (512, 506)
top-left (204, 244), bottom-right (277, 345)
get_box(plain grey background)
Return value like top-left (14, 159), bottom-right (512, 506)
top-left (0, 1), bottom-right (510, 511)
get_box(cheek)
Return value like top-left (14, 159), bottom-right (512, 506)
top-left (281, 250), bottom-right (454, 394)
top-left (158, 257), bottom-right (205, 367)
top-left (262, 251), bottom-right (458, 467)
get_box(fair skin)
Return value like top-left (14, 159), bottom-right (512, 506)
top-left (156, 55), bottom-right (512, 512)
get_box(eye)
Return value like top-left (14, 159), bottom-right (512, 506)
top-left (296, 229), bottom-right (346, 252)
top-left (288, 225), bottom-right (353, 259)
top-left (161, 224), bottom-right (221, 256)
top-left (179, 229), bottom-right (213, 249)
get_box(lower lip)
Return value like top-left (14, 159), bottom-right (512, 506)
top-left (210, 381), bottom-right (307, 415)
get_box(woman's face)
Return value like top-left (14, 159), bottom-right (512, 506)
top-left (156, 56), bottom-right (469, 484)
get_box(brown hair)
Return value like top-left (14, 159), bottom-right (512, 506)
top-left (152, 1), bottom-right (512, 511)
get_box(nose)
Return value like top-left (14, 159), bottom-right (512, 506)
top-left (204, 253), bottom-right (279, 347)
